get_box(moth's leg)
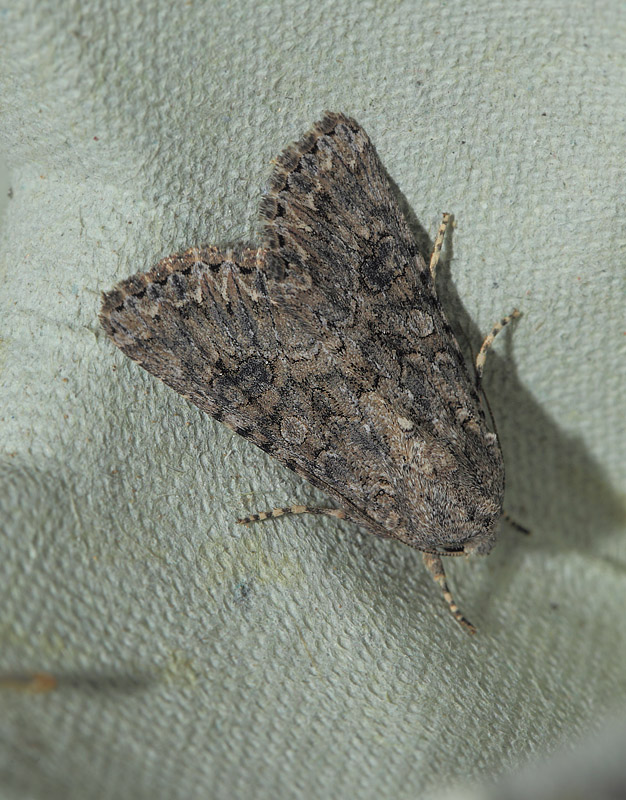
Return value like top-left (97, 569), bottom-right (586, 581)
top-left (238, 505), bottom-right (347, 525)
top-left (475, 309), bottom-right (521, 383)
top-left (502, 512), bottom-right (530, 535)
top-left (429, 212), bottom-right (451, 281)
top-left (421, 553), bottom-right (476, 634)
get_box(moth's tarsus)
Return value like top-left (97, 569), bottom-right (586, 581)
top-left (429, 212), bottom-right (451, 281)
top-left (475, 309), bottom-right (522, 383)
top-left (422, 552), bottom-right (476, 635)
top-left (238, 505), bottom-right (347, 526)
top-left (100, 112), bottom-right (525, 635)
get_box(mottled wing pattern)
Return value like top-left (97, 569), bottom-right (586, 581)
top-left (101, 246), bottom-right (273, 433)
top-left (100, 244), bottom-right (385, 530)
top-left (262, 113), bottom-right (427, 285)
top-left (100, 113), bottom-right (505, 554)
top-left (262, 114), bottom-right (487, 454)
top-left (261, 113), bottom-right (505, 550)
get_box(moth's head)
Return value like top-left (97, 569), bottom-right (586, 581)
top-left (390, 428), bottom-right (505, 557)
top-left (428, 513), bottom-right (502, 558)
top-left (401, 500), bottom-right (502, 559)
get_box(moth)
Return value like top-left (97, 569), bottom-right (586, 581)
top-left (100, 112), bottom-right (523, 633)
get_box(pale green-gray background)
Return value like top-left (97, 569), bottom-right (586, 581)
top-left (1, 1), bottom-right (625, 798)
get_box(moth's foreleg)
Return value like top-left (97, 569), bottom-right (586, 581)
top-left (421, 553), bottom-right (476, 635)
top-left (238, 505), bottom-right (347, 526)
top-left (429, 212), bottom-right (452, 282)
top-left (475, 309), bottom-right (521, 383)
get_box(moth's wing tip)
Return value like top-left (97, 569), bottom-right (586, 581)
top-left (265, 111), bottom-right (363, 194)
top-left (261, 112), bottom-right (365, 250)
top-left (319, 111), bottom-right (364, 132)
top-left (99, 273), bottom-right (150, 322)
top-left (99, 287), bottom-right (120, 319)
top-left (98, 257), bottom-right (178, 336)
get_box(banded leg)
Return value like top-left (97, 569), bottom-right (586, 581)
top-left (422, 553), bottom-right (476, 634)
top-left (429, 212), bottom-right (451, 281)
top-left (238, 505), bottom-right (347, 525)
top-left (475, 309), bottom-right (521, 383)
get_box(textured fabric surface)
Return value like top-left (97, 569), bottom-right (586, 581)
top-left (1, 1), bottom-right (625, 798)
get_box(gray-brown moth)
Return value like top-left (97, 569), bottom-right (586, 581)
top-left (100, 112), bottom-right (522, 633)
